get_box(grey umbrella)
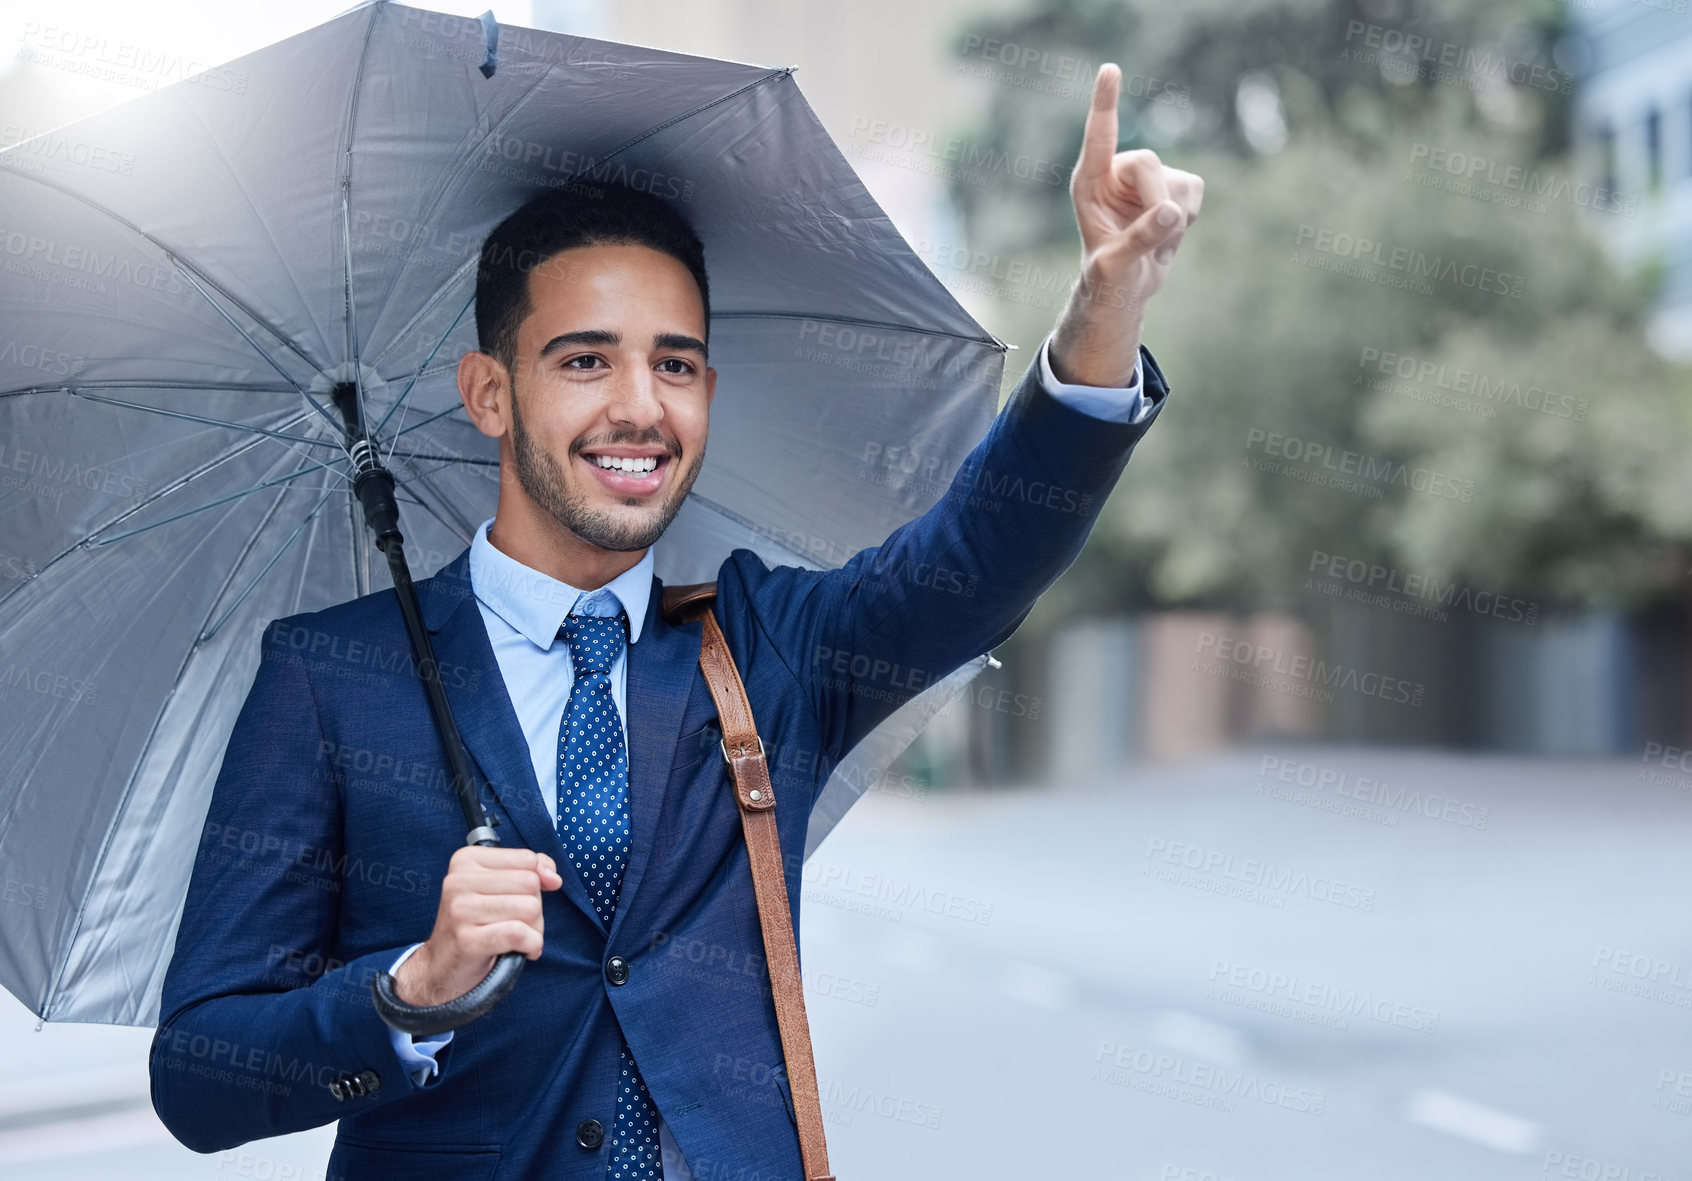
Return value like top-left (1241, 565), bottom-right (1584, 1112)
top-left (0, 0), bottom-right (1005, 1026)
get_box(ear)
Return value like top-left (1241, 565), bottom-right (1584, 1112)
top-left (458, 351), bottom-right (511, 439)
top-left (705, 365), bottom-right (717, 411)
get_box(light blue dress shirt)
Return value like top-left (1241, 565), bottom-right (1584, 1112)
top-left (381, 334), bottom-right (1148, 1172)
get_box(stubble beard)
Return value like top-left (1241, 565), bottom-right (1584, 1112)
top-left (507, 371), bottom-right (704, 553)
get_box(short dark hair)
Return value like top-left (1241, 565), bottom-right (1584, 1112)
top-left (475, 182), bottom-right (710, 371)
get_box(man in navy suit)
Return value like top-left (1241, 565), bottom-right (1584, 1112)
top-left (150, 64), bottom-right (1202, 1177)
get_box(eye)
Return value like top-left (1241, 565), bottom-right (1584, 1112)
top-left (563, 354), bottom-right (606, 370)
top-left (657, 358), bottom-right (697, 375)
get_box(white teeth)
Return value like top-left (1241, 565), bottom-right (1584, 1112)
top-left (590, 455), bottom-right (659, 474)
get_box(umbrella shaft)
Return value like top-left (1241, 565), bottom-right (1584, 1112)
top-left (383, 539), bottom-right (493, 844)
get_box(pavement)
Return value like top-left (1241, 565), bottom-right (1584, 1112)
top-left (2, 745), bottom-right (1687, 1179)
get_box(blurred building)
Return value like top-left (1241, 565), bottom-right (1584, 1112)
top-left (1569, 0), bottom-right (1692, 354)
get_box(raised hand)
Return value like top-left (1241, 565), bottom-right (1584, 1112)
top-left (1050, 63), bottom-right (1205, 389)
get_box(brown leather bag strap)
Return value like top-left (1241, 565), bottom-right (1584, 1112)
top-left (663, 584), bottom-right (834, 1181)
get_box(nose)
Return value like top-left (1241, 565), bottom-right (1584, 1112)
top-left (604, 364), bottom-right (664, 431)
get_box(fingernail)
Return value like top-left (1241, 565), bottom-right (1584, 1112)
top-left (1156, 246), bottom-right (1175, 265)
top-left (1156, 203), bottom-right (1180, 228)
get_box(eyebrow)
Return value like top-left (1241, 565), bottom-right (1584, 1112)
top-left (537, 329), bottom-right (708, 359)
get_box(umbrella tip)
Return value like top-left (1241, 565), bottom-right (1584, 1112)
top-left (478, 10), bottom-right (499, 79)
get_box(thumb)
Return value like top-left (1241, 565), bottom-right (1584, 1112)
top-left (536, 852), bottom-right (562, 888)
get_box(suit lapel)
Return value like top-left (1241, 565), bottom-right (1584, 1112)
top-left (607, 575), bottom-right (698, 944)
top-left (418, 549), bottom-right (601, 929)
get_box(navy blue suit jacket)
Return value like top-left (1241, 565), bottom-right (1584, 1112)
top-left (149, 349), bottom-right (1169, 1178)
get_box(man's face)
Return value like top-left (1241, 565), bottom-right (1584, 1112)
top-left (495, 242), bottom-right (715, 553)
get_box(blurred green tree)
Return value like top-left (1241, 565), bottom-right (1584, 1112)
top-left (942, 0), bottom-right (1692, 625)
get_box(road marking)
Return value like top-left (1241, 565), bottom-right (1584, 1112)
top-left (1403, 1089), bottom-right (1540, 1153)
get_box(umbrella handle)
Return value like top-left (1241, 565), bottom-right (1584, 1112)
top-left (370, 950), bottom-right (526, 1038)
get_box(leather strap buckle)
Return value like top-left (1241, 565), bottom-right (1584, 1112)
top-left (719, 734), bottom-right (764, 763)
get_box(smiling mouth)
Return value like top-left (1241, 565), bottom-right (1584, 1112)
top-left (579, 450), bottom-right (671, 496)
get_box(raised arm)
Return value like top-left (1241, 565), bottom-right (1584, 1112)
top-left (721, 63), bottom-right (1203, 765)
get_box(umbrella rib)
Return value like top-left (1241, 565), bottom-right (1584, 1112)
top-left (392, 467), bottom-right (477, 547)
top-left (392, 399), bottom-right (470, 439)
top-left (564, 66), bottom-right (797, 183)
top-left (0, 380), bottom-right (298, 400)
top-left (87, 457), bottom-right (346, 548)
top-left (0, 169), bottom-right (325, 379)
top-left (373, 289), bottom-right (477, 460)
top-left (35, 468), bottom-right (309, 1022)
top-left (363, 33), bottom-right (566, 366)
top-left (337, 2), bottom-right (384, 439)
top-left (66, 389), bottom-right (342, 451)
top-left (0, 415), bottom-right (320, 616)
top-left (390, 450), bottom-right (497, 466)
top-left (200, 477), bottom-right (342, 644)
top-left (686, 491), bottom-right (834, 569)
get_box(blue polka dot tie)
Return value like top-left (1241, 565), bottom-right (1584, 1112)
top-left (557, 591), bottom-right (663, 1180)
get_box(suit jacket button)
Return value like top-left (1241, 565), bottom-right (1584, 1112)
top-left (327, 1078), bottom-right (347, 1101)
top-left (356, 1069), bottom-right (382, 1096)
top-left (576, 1118), bottom-right (605, 1149)
top-left (605, 955), bottom-right (629, 986)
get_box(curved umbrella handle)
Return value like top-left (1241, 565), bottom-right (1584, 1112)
top-left (370, 949), bottom-right (525, 1037)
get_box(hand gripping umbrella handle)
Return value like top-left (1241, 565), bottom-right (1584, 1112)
top-left (333, 385), bottom-right (529, 1037)
top-left (370, 831), bottom-right (527, 1036)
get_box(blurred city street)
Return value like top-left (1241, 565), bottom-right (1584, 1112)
top-left (3, 746), bottom-right (1685, 1179)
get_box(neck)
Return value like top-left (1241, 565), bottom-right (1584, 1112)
top-left (486, 496), bottom-right (646, 591)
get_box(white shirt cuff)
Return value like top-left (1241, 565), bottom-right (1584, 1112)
top-left (387, 942), bottom-right (452, 1083)
top-left (1035, 333), bottom-right (1154, 425)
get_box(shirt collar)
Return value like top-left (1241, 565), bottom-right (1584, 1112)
top-left (468, 518), bottom-right (653, 650)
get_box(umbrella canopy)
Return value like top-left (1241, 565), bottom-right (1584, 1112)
top-left (0, 1), bottom-right (1005, 1025)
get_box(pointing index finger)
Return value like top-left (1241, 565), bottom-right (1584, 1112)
top-left (1075, 63), bottom-right (1122, 185)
